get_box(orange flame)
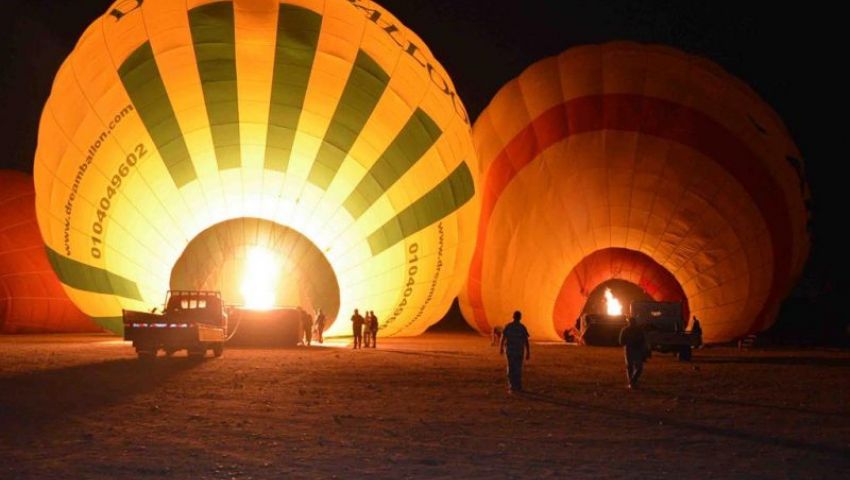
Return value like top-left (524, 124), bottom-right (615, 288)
top-left (604, 288), bottom-right (623, 316)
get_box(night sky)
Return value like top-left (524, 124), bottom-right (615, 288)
top-left (1, 1), bottom-right (843, 340)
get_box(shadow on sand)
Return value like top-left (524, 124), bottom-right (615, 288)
top-left (693, 355), bottom-right (850, 368)
top-left (379, 349), bottom-right (477, 359)
top-left (0, 357), bottom-right (203, 439)
top-left (520, 391), bottom-right (850, 459)
top-left (640, 388), bottom-right (850, 420)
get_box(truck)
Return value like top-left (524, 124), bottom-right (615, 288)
top-left (123, 290), bottom-right (228, 360)
top-left (631, 301), bottom-right (702, 361)
top-left (575, 301), bottom-right (702, 360)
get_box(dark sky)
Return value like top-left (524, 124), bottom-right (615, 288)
top-left (1, 1), bottom-right (843, 332)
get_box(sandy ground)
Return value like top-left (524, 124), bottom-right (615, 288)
top-left (1, 333), bottom-right (849, 479)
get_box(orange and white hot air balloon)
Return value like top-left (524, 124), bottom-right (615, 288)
top-left (0, 170), bottom-right (98, 333)
top-left (460, 43), bottom-right (810, 343)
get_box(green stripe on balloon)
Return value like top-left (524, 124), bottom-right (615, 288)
top-left (91, 316), bottom-right (124, 333)
top-left (308, 51), bottom-right (390, 189)
top-left (45, 247), bottom-right (143, 301)
top-left (367, 161), bottom-right (474, 255)
top-left (189, 1), bottom-right (241, 170)
top-left (118, 43), bottom-right (197, 188)
top-left (263, 5), bottom-right (323, 172)
top-left (344, 108), bottom-right (442, 219)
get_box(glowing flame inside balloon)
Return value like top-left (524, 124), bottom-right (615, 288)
top-left (241, 246), bottom-right (281, 310)
top-left (605, 288), bottom-right (623, 316)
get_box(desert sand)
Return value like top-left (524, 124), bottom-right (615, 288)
top-left (1, 333), bottom-right (849, 479)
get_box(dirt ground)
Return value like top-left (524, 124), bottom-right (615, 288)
top-left (1, 333), bottom-right (849, 479)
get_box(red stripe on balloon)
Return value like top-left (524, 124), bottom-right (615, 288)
top-left (467, 94), bottom-right (791, 333)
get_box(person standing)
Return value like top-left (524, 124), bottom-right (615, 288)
top-left (362, 311), bottom-right (373, 348)
top-left (300, 307), bottom-right (313, 346)
top-left (619, 317), bottom-right (647, 389)
top-left (490, 325), bottom-right (503, 346)
top-left (691, 315), bottom-right (703, 349)
top-left (315, 308), bottom-right (326, 344)
top-left (351, 309), bottom-right (365, 349)
top-left (368, 310), bottom-right (379, 348)
top-left (499, 310), bottom-right (530, 393)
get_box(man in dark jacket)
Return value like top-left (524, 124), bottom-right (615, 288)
top-left (619, 317), bottom-right (647, 389)
top-left (351, 309), bottom-right (365, 349)
top-left (500, 310), bottom-right (530, 393)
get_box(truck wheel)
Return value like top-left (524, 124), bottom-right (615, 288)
top-left (137, 349), bottom-right (156, 361)
top-left (187, 346), bottom-right (206, 359)
top-left (212, 344), bottom-right (224, 358)
top-left (678, 346), bottom-right (692, 361)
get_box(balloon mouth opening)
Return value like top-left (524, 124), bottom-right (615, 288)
top-left (169, 217), bottom-right (341, 326)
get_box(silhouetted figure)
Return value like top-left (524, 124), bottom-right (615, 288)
top-left (500, 311), bottom-right (530, 393)
top-left (368, 310), bottom-right (379, 348)
top-left (300, 308), bottom-right (313, 346)
top-left (619, 317), bottom-right (647, 389)
top-left (490, 325), bottom-right (503, 346)
top-left (315, 308), bottom-right (326, 344)
top-left (362, 311), bottom-right (373, 348)
top-left (691, 316), bottom-right (702, 336)
top-left (691, 315), bottom-right (703, 349)
top-left (351, 309), bottom-right (365, 349)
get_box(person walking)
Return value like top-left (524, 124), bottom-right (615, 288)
top-left (619, 317), bottom-right (648, 389)
top-left (499, 310), bottom-right (530, 393)
top-left (351, 309), bottom-right (365, 349)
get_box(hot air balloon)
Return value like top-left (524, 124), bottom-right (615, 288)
top-left (1, 170), bottom-right (97, 333)
top-left (459, 43), bottom-right (810, 343)
top-left (34, 0), bottom-right (478, 335)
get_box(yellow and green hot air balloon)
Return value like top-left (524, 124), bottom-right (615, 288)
top-left (34, 0), bottom-right (478, 336)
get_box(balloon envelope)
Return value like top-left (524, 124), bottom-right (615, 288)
top-left (1, 170), bottom-right (98, 333)
top-left (460, 43), bottom-right (810, 343)
top-left (34, 0), bottom-right (478, 335)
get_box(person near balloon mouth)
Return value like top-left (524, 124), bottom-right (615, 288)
top-left (351, 309), bottom-right (365, 349)
top-left (367, 310), bottom-right (379, 348)
top-left (619, 316), bottom-right (648, 389)
top-left (299, 307), bottom-right (313, 346)
top-left (500, 310), bottom-right (531, 393)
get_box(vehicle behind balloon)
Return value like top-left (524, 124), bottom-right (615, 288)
top-left (631, 301), bottom-right (702, 361)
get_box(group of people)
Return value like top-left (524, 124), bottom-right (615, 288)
top-left (297, 307), bottom-right (327, 346)
top-left (296, 307), bottom-right (379, 348)
top-left (350, 309), bottom-right (379, 349)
